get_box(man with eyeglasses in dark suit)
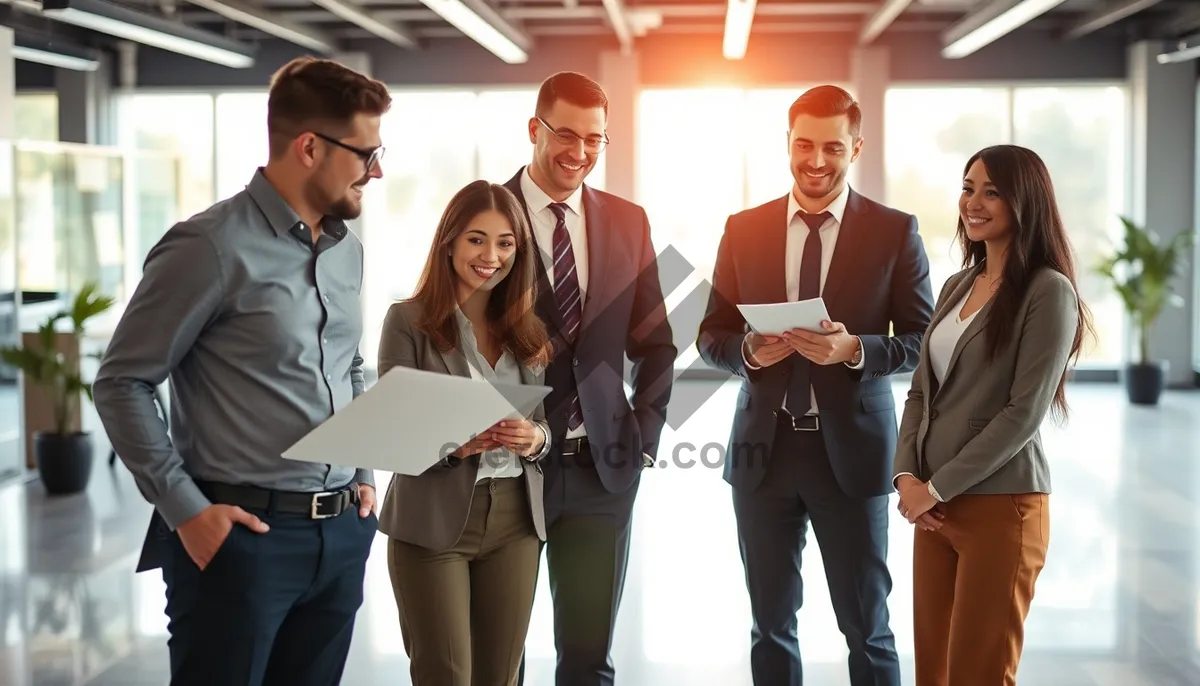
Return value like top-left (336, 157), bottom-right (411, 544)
top-left (504, 71), bottom-right (676, 686)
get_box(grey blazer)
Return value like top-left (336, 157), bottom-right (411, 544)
top-left (894, 263), bottom-right (1079, 502)
top-left (375, 300), bottom-right (549, 552)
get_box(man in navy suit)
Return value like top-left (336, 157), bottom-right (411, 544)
top-left (505, 71), bottom-right (676, 686)
top-left (698, 85), bottom-right (935, 686)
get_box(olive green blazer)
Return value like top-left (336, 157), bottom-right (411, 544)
top-left (375, 300), bottom-right (549, 552)
top-left (894, 263), bottom-right (1079, 501)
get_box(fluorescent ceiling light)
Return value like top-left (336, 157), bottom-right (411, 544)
top-left (941, 0), bottom-right (1067, 59)
top-left (420, 0), bottom-right (529, 63)
top-left (184, 0), bottom-right (337, 53)
top-left (722, 0), bottom-right (756, 59)
top-left (42, 0), bottom-right (255, 68)
top-left (12, 45), bottom-right (100, 71)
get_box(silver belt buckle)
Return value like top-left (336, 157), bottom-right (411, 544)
top-left (309, 491), bottom-right (338, 519)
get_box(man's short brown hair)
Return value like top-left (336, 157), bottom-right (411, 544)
top-left (266, 57), bottom-right (392, 159)
top-left (787, 85), bottom-right (862, 138)
top-left (535, 71), bottom-right (608, 118)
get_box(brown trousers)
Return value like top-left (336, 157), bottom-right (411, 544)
top-left (387, 477), bottom-right (541, 686)
top-left (912, 493), bottom-right (1049, 686)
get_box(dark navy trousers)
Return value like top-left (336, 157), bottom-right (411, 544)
top-left (161, 506), bottom-right (378, 686)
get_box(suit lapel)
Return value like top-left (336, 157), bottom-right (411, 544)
top-left (504, 168), bottom-right (564, 336)
top-left (436, 341), bottom-right (473, 379)
top-left (932, 264), bottom-right (990, 394)
top-left (821, 189), bottom-right (864, 306)
top-left (759, 196), bottom-right (790, 303)
top-left (580, 185), bottom-right (612, 331)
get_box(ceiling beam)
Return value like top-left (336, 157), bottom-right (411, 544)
top-left (309, 0), bottom-right (418, 49)
top-left (1061, 0), bottom-right (1162, 40)
top-left (186, 0), bottom-right (338, 52)
top-left (599, 0), bottom-right (633, 52)
top-left (942, 0), bottom-right (1069, 59)
top-left (859, 0), bottom-right (914, 44)
top-left (1155, 5), bottom-right (1200, 39)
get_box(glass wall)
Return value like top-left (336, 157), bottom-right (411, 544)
top-left (115, 94), bottom-right (214, 218)
top-left (885, 85), bottom-right (1128, 367)
top-left (0, 141), bottom-right (19, 480)
top-left (13, 93), bottom-right (58, 143)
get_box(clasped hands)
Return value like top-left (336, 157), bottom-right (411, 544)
top-left (453, 419), bottom-right (546, 458)
top-left (895, 475), bottom-right (945, 532)
top-left (746, 320), bottom-right (859, 368)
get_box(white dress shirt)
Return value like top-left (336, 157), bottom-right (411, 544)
top-left (520, 167), bottom-right (588, 439)
top-left (743, 185), bottom-right (864, 415)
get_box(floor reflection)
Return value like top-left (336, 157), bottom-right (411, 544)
top-left (1, 380), bottom-right (1199, 685)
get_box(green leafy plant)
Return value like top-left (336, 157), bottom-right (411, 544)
top-left (0, 283), bottom-right (115, 435)
top-left (1096, 216), bottom-right (1192, 365)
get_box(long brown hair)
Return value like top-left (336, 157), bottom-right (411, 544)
top-left (956, 144), bottom-right (1093, 420)
top-left (408, 180), bottom-right (552, 370)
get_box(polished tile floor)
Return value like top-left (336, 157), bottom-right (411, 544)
top-left (2, 380), bottom-right (1200, 685)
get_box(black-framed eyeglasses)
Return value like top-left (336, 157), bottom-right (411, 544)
top-left (536, 117), bottom-right (609, 153)
top-left (313, 132), bottom-right (385, 172)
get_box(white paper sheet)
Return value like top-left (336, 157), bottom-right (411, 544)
top-left (736, 297), bottom-right (831, 337)
top-left (282, 366), bottom-right (551, 476)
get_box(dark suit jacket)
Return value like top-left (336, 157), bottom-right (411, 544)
top-left (894, 265), bottom-right (1078, 501)
top-left (375, 300), bottom-right (550, 552)
top-left (503, 168), bottom-right (676, 494)
top-left (697, 190), bottom-right (935, 498)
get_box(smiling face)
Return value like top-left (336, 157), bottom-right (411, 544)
top-left (450, 209), bottom-right (517, 297)
top-left (960, 157), bottom-right (1013, 244)
top-left (788, 112), bottom-right (862, 203)
top-left (528, 99), bottom-right (606, 199)
top-left (307, 112), bottom-right (384, 221)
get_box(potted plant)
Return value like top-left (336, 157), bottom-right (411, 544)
top-left (0, 283), bottom-right (114, 494)
top-left (1096, 216), bottom-right (1192, 405)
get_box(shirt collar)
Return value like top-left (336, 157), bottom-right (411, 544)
top-left (247, 167), bottom-right (348, 241)
top-left (521, 165), bottom-right (583, 217)
top-left (787, 182), bottom-right (851, 228)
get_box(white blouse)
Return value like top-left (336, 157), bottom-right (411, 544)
top-left (928, 286), bottom-right (981, 385)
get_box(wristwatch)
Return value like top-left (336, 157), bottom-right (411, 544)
top-left (850, 338), bottom-right (863, 366)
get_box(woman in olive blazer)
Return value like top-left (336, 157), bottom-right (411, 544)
top-left (893, 145), bottom-right (1090, 686)
top-left (377, 180), bottom-right (554, 686)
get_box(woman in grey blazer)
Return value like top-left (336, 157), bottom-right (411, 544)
top-left (377, 180), bottom-right (553, 686)
top-left (893, 145), bottom-right (1091, 686)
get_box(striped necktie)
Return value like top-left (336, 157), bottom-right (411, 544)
top-left (549, 202), bottom-right (584, 430)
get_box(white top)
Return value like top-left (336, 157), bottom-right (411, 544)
top-left (928, 286), bottom-right (980, 385)
top-left (520, 166), bottom-right (588, 439)
top-left (742, 185), bottom-right (862, 414)
top-left (454, 309), bottom-right (525, 481)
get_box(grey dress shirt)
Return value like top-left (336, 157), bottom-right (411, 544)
top-left (93, 168), bottom-right (374, 531)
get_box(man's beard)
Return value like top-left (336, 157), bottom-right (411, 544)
top-left (793, 166), bottom-right (846, 199)
top-left (308, 179), bottom-right (366, 221)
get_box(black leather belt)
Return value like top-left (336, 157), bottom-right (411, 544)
top-left (197, 481), bottom-right (359, 520)
top-left (560, 436), bottom-right (589, 456)
top-left (775, 411), bottom-right (820, 432)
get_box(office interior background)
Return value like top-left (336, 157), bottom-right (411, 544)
top-left (0, 0), bottom-right (1199, 683)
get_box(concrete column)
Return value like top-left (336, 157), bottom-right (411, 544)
top-left (0, 27), bottom-right (15, 140)
top-left (1128, 41), bottom-right (1196, 387)
top-left (334, 51), bottom-right (371, 77)
top-left (55, 55), bottom-right (114, 145)
top-left (850, 46), bottom-right (889, 202)
top-left (597, 50), bottom-right (639, 200)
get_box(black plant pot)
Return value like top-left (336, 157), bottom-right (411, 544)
top-left (34, 431), bottom-right (94, 495)
top-left (1125, 361), bottom-right (1167, 406)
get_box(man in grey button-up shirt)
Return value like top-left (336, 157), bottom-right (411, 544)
top-left (93, 57), bottom-right (391, 686)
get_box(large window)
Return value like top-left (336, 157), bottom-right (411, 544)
top-left (214, 92), bottom-right (269, 201)
top-left (885, 85), bottom-right (1128, 367)
top-left (115, 94), bottom-right (214, 219)
top-left (637, 86), bottom-right (857, 287)
top-left (13, 92), bottom-right (58, 142)
top-left (359, 89), bottom-right (605, 365)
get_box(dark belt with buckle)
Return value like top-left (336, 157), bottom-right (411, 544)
top-left (560, 436), bottom-right (589, 456)
top-left (196, 481), bottom-right (359, 520)
top-left (776, 411), bottom-right (820, 432)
